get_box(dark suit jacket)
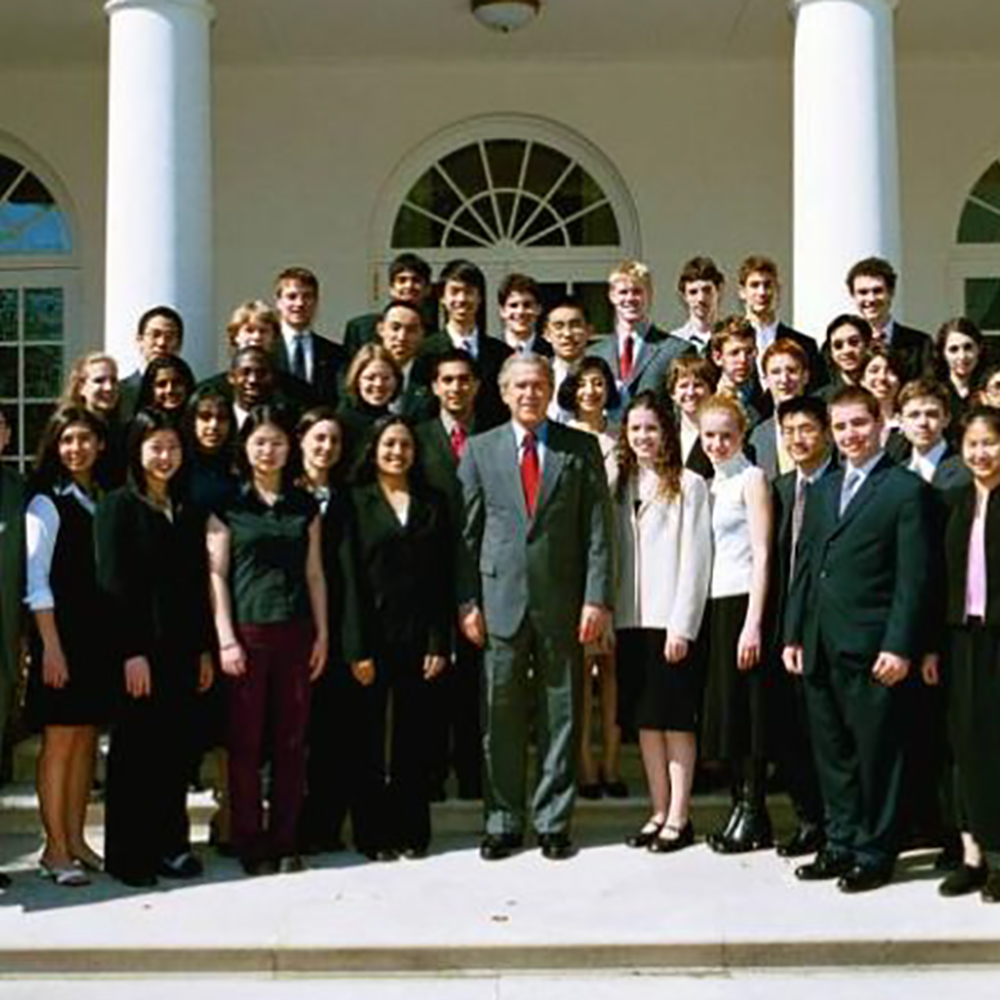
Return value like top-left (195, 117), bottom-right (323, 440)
top-left (396, 372), bottom-right (437, 423)
top-left (0, 466), bottom-right (25, 751)
top-left (785, 455), bottom-right (932, 674)
top-left (458, 420), bottom-right (613, 641)
top-left (344, 301), bottom-right (439, 359)
top-left (415, 417), bottom-right (469, 531)
top-left (942, 484), bottom-right (1000, 629)
top-left (118, 370), bottom-right (143, 422)
top-left (586, 324), bottom-right (694, 414)
top-left (340, 481), bottom-right (452, 664)
top-left (275, 332), bottom-right (348, 408)
top-left (420, 331), bottom-right (513, 432)
top-left (746, 323), bottom-right (829, 422)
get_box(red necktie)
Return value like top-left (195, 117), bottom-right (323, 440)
top-left (521, 431), bottom-right (540, 516)
top-left (620, 334), bottom-right (634, 383)
top-left (449, 423), bottom-right (466, 461)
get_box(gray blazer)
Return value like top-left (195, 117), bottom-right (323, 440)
top-left (458, 420), bottom-right (614, 640)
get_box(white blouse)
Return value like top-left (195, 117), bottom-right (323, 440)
top-left (709, 453), bottom-right (759, 599)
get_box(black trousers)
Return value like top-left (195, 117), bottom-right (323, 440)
top-left (804, 634), bottom-right (904, 870)
top-left (105, 666), bottom-right (197, 880)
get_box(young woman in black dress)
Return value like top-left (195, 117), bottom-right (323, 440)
top-left (341, 415), bottom-right (452, 860)
top-left (95, 409), bottom-right (214, 887)
top-left (25, 407), bottom-right (111, 886)
top-left (207, 405), bottom-right (328, 875)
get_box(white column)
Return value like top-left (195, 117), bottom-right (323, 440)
top-left (791, 0), bottom-right (901, 340)
top-left (104, 0), bottom-right (214, 376)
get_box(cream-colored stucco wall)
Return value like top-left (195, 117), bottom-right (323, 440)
top-left (2, 55), bottom-right (1000, 371)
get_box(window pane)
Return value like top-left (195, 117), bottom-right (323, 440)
top-left (521, 207), bottom-right (566, 247)
top-left (484, 139), bottom-right (526, 191)
top-left (24, 344), bottom-right (62, 398)
top-left (438, 144), bottom-right (488, 200)
top-left (512, 193), bottom-right (544, 240)
top-left (24, 287), bottom-right (63, 341)
top-left (391, 204), bottom-right (444, 248)
top-left (0, 403), bottom-right (20, 464)
top-left (495, 193), bottom-right (516, 238)
top-left (448, 208), bottom-right (492, 246)
top-left (971, 162), bottom-right (1000, 211)
top-left (522, 144), bottom-right (571, 199)
top-left (549, 164), bottom-right (605, 220)
top-left (24, 402), bottom-right (55, 461)
top-left (405, 169), bottom-right (462, 221)
top-left (0, 155), bottom-right (23, 197)
top-left (966, 278), bottom-right (1000, 330)
top-left (0, 345), bottom-right (18, 397)
top-left (958, 202), bottom-right (1000, 244)
top-left (565, 203), bottom-right (620, 246)
top-left (0, 288), bottom-right (17, 342)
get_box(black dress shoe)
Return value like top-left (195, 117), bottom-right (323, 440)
top-left (116, 871), bottom-right (159, 888)
top-left (0, 872), bottom-right (11, 889)
top-left (934, 840), bottom-right (964, 872)
top-left (939, 864), bottom-right (988, 897)
top-left (277, 855), bottom-right (306, 874)
top-left (363, 848), bottom-right (399, 863)
top-left (578, 782), bottom-right (603, 800)
top-left (980, 870), bottom-right (1000, 903)
top-left (401, 845), bottom-right (429, 860)
top-left (709, 807), bottom-right (772, 854)
top-left (158, 851), bottom-right (203, 880)
top-left (777, 824), bottom-right (825, 859)
top-left (837, 864), bottom-right (893, 893)
top-left (648, 821), bottom-right (695, 854)
top-left (479, 834), bottom-right (523, 861)
top-left (625, 818), bottom-right (665, 849)
top-left (241, 857), bottom-right (278, 877)
top-left (539, 833), bottom-right (575, 860)
top-left (795, 850), bottom-right (854, 881)
top-left (602, 778), bottom-right (629, 799)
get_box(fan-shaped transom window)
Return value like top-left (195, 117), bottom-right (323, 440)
top-left (0, 154), bottom-right (72, 257)
top-left (392, 138), bottom-right (621, 250)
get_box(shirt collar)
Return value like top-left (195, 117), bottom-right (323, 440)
top-left (512, 419), bottom-right (548, 449)
top-left (797, 455), bottom-right (832, 487)
top-left (844, 449), bottom-right (885, 482)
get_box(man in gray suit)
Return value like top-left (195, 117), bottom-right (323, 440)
top-left (585, 259), bottom-right (693, 417)
top-left (458, 354), bottom-right (614, 860)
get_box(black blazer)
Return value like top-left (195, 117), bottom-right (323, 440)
top-left (942, 485), bottom-right (1000, 629)
top-left (420, 332), bottom-right (513, 432)
top-left (275, 332), bottom-right (348, 409)
top-left (344, 301), bottom-right (439, 358)
top-left (340, 481), bottom-right (453, 663)
top-left (118, 371), bottom-right (143, 422)
top-left (785, 455), bottom-right (932, 672)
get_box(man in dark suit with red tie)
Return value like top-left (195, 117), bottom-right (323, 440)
top-left (457, 354), bottom-right (614, 861)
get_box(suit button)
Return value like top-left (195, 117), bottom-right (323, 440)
top-left (820, 571), bottom-right (828, 580)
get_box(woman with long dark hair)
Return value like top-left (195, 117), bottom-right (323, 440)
top-left (206, 405), bottom-right (328, 875)
top-left (341, 415), bottom-right (452, 860)
top-left (135, 355), bottom-right (197, 420)
top-left (25, 407), bottom-right (111, 886)
top-left (96, 409), bottom-right (214, 887)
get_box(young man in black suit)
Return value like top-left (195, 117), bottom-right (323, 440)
top-left (118, 306), bottom-right (185, 420)
top-left (738, 255), bottom-right (828, 394)
top-left (498, 273), bottom-right (552, 358)
top-left (770, 396), bottom-right (836, 859)
top-left (416, 349), bottom-right (483, 800)
top-left (784, 386), bottom-right (932, 892)
top-left (273, 266), bottom-right (348, 408)
top-left (377, 301), bottom-right (436, 422)
top-left (421, 259), bottom-right (513, 432)
top-left (847, 256), bottom-right (933, 383)
top-left (343, 253), bottom-right (436, 357)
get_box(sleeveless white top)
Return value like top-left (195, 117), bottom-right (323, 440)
top-left (709, 452), bottom-right (755, 598)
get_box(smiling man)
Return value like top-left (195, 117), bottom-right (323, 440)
top-left (457, 353), bottom-right (613, 862)
top-left (783, 385), bottom-right (932, 893)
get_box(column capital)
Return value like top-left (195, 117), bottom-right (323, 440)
top-left (105, 0), bottom-right (215, 20)
top-left (789, 0), bottom-right (898, 15)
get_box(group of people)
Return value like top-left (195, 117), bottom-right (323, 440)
top-left (0, 249), bottom-right (998, 908)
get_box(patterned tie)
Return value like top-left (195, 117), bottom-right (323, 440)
top-left (521, 431), bottom-right (540, 516)
top-left (790, 476), bottom-right (807, 582)
top-left (620, 334), bottom-right (634, 384)
top-left (291, 335), bottom-right (306, 381)
top-left (449, 423), bottom-right (466, 462)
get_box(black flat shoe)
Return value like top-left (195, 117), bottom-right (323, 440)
top-left (625, 818), bottom-right (665, 849)
top-left (277, 855), bottom-right (306, 874)
top-left (241, 857), bottom-right (278, 877)
top-left (578, 782), bottom-right (603, 800)
top-left (539, 833), bottom-right (575, 860)
top-left (116, 871), bottom-right (158, 888)
top-left (777, 824), bottom-right (825, 858)
top-left (939, 864), bottom-right (988, 897)
top-left (480, 834), bottom-right (523, 861)
top-left (837, 864), bottom-right (893, 894)
top-left (363, 848), bottom-right (399, 863)
top-left (401, 845), bottom-right (429, 860)
top-left (602, 778), bottom-right (629, 799)
top-left (795, 849), bottom-right (854, 881)
top-left (648, 821), bottom-right (695, 854)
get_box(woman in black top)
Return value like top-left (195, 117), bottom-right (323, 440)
top-left (294, 408), bottom-right (354, 854)
top-left (341, 415), bottom-right (452, 859)
top-left (207, 405), bottom-right (328, 875)
top-left (25, 407), bottom-right (111, 886)
top-left (182, 385), bottom-right (238, 518)
top-left (933, 318), bottom-right (989, 436)
top-left (336, 343), bottom-right (402, 477)
top-left (95, 409), bottom-right (214, 887)
top-left (135, 355), bottom-right (197, 422)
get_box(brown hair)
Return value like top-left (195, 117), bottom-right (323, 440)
top-left (666, 354), bottom-right (719, 396)
top-left (897, 377), bottom-right (952, 418)
top-left (615, 391), bottom-right (683, 503)
top-left (761, 337), bottom-right (809, 374)
top-left (827, 385), bottom-right (881, 420)
top-left (344, 343), bottom-right (402, 403)
top-left (226, 299), bottom-right (281, 347)
top-left (709, 315), bottom-right (756, 359)
top-left (677, 256), bottom-right (725, 294)
top-left (738, 255), bottom-right (779, 287)
top-left (846, 256), bottom-right (897, 295)
top-left (60, 352), bottom-right (119, 409)
top-left (274, 266), bottom-right (319, 295)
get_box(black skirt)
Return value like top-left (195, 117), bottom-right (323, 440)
top-left (615, 628), bottom-right (701, 733)
top-left (700, 594), bottom-right (767, 762)
top-left (947, 622), bottom-right (1000, 850)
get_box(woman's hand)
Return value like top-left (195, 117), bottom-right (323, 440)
top-left (920, 653), bottom-right (940, 687)
top-left (423, 654), bottom-right (447, 681)
top-left (663, 633), bottom-right (689, 665)
top-left (41, 642), bottom-right (69, 689)
top-left (197, 652), bottom-right (214, 693)
top-left (125, 655), bottom-right (152, 698)
top-left (219, 642), bottom-right (247, 677)
top-left (309, 634), bottom-right (328, 682)
top-left (736, 622), bottom-right (762, 671)
top-left (352, 659), bottom-right (376, 686)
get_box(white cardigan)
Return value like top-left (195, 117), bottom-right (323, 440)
top-left (613, 468), bottom-right (712, 638)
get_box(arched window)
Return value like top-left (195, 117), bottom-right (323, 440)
top-left (0, 148), bottom-right (78, 469)
top-left (373, 116), bottom-right (639, 332)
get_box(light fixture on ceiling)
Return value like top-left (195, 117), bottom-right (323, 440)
top-left (471, 0), bottom-right (541, 34)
